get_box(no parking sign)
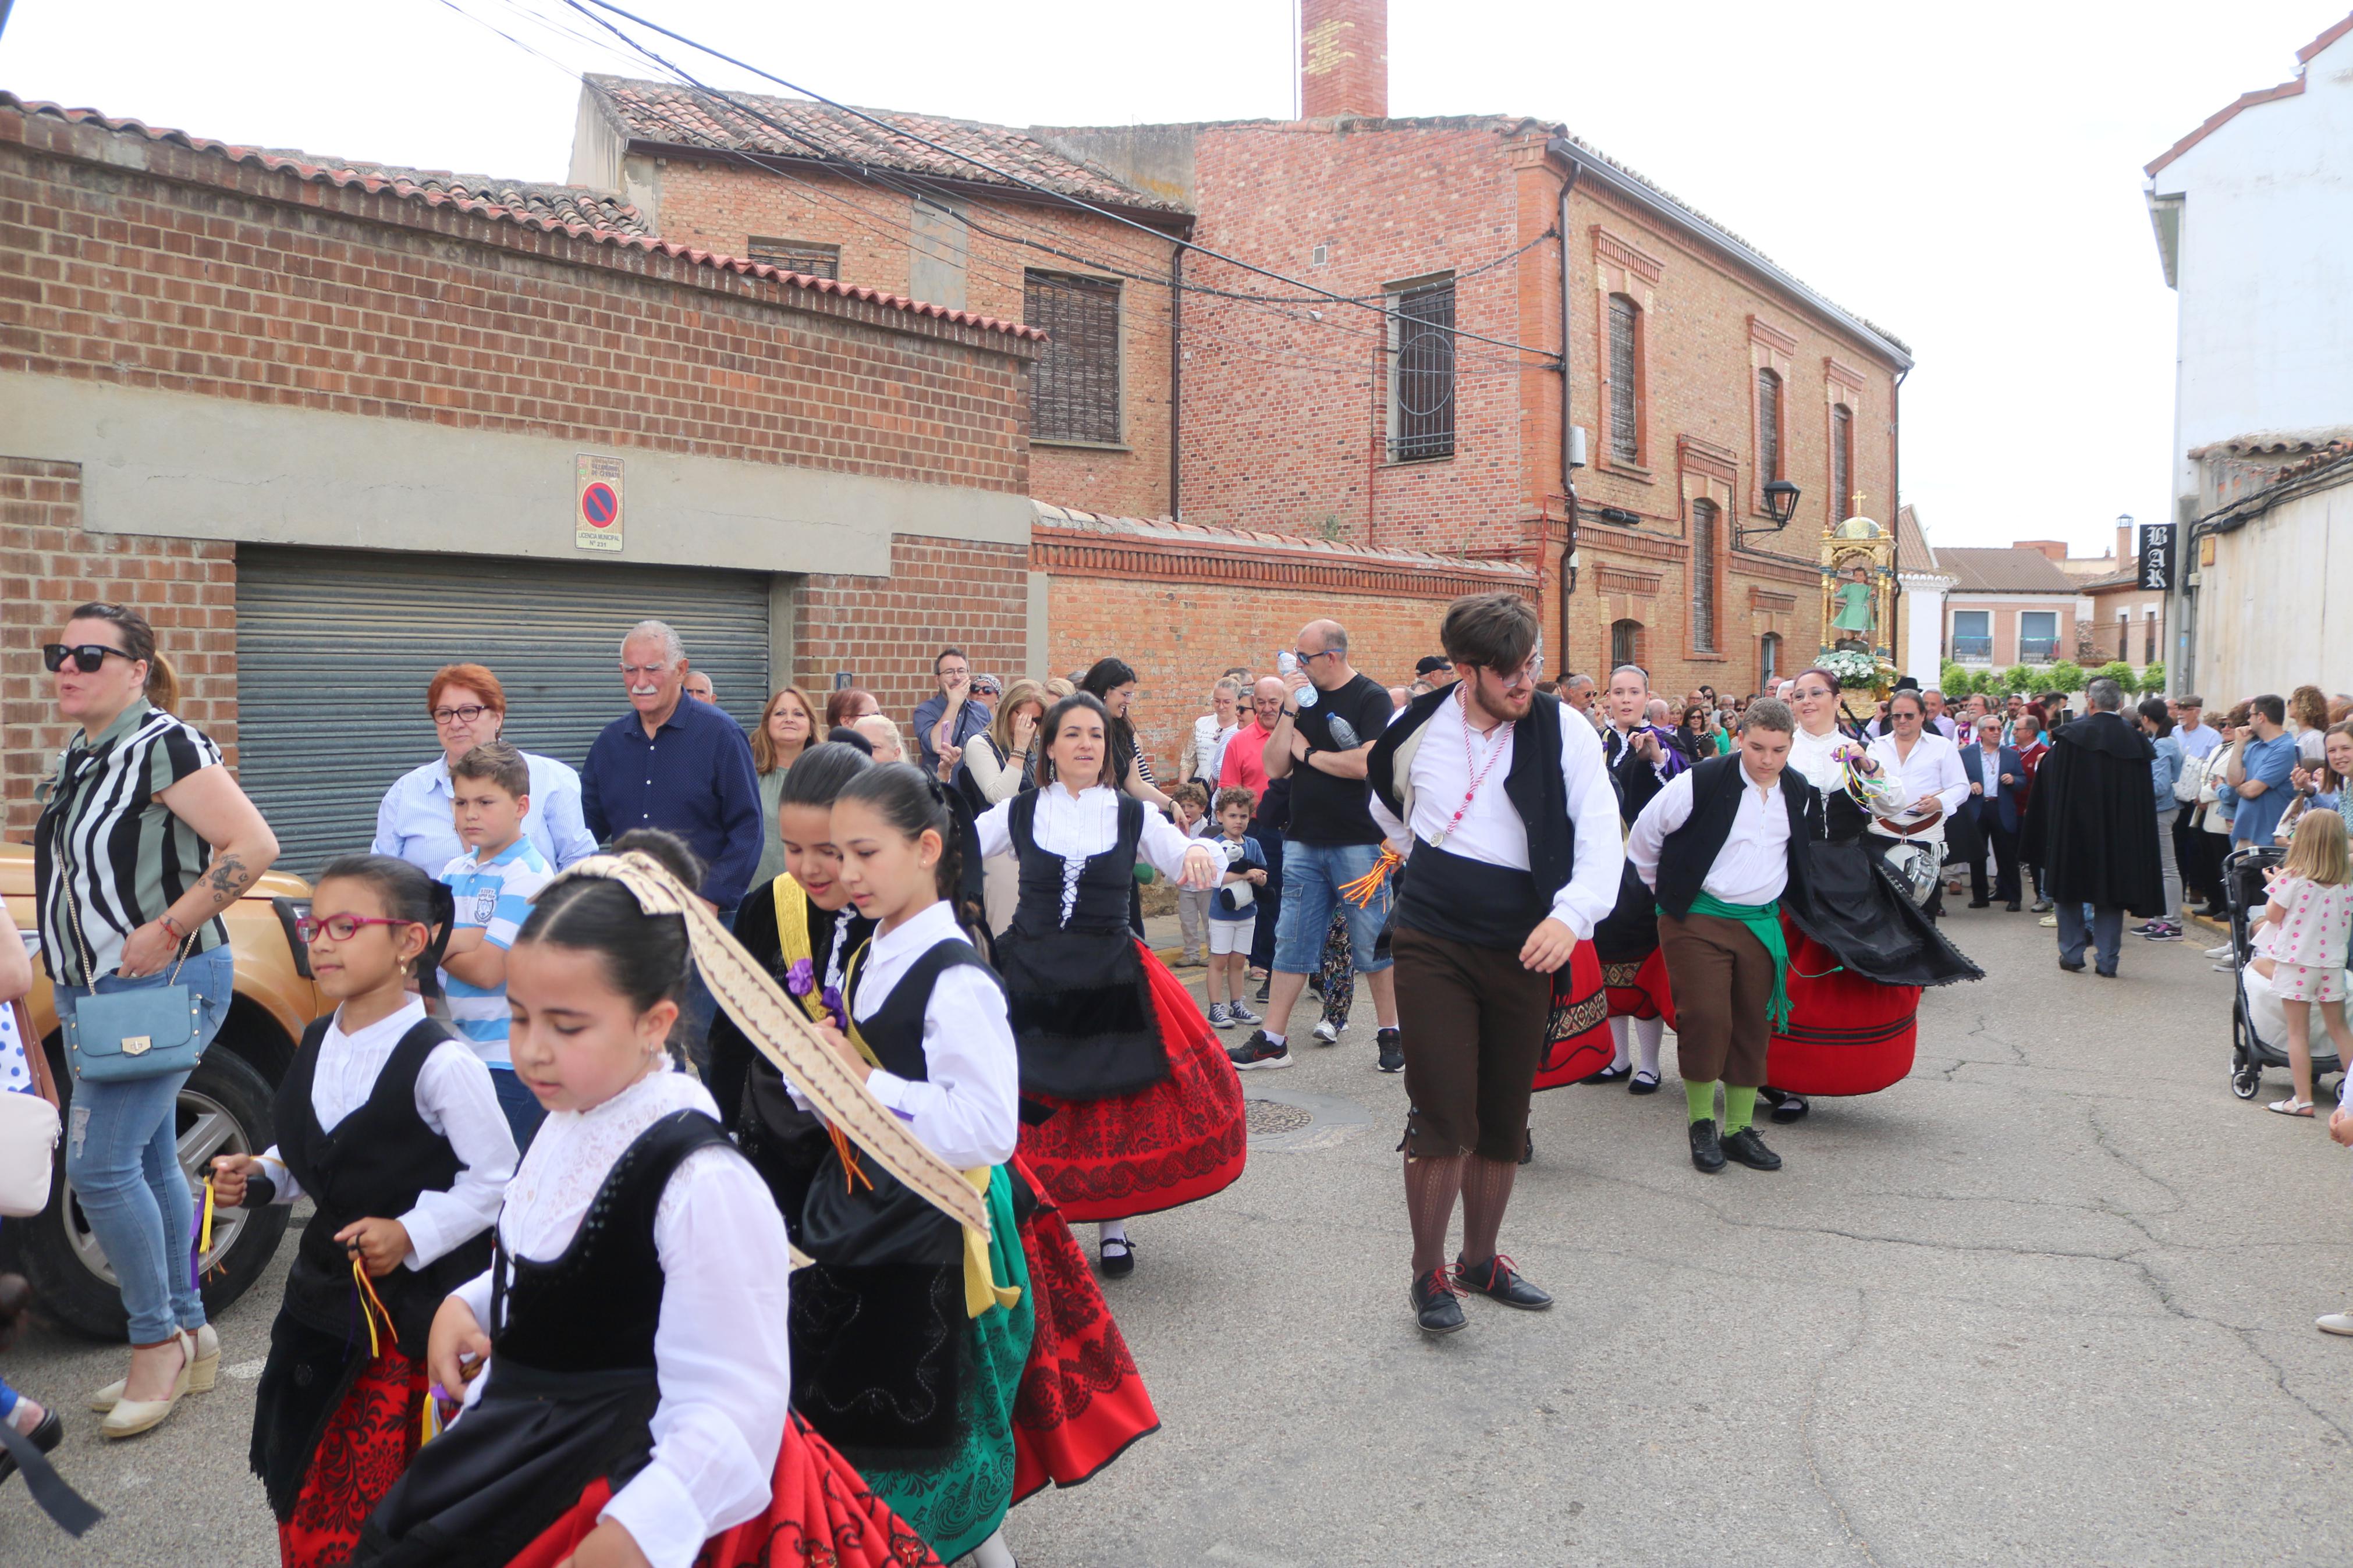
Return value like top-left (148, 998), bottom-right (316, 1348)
top-left (576, 454), bottom-right (624, 553)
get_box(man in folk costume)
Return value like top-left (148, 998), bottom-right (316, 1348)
top-left (1366, 593), bottom-right (1621, 1335)
top-left (1626, 697), bottom-right (1825, 1175)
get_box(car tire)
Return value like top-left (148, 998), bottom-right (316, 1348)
top-left (0, 1039), bottom-right (290, 1341)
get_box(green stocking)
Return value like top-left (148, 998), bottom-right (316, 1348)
top-left (1684, 1079), bottom-right (1719, 1123)
top-left (1724, 1086), bottom-right (1759, 1135)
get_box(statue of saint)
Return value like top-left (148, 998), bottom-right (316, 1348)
top-left (1831, 563), bottom-right (1875, 651)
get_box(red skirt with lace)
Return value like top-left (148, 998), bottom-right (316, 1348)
top-left (1010, 1155), bottom-right (1160, 1502)
top-left (1017, 943), bottom-right (1247, 1222)
top-left (503, 1410), bottom-right (941, 1568)
top-left (1532, 940), bottom-right (1614, 1091)
top-left (276, 1347), bottom-right (426, 1568)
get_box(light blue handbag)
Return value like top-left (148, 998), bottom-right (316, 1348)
top-left (59, 897), bottom-right (206, 1084)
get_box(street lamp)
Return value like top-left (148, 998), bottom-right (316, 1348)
top-left (1737, 479), bottom-right (1802, 548)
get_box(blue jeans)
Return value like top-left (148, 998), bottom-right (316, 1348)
top-left (1248, 828), bottom-right (1285, 973)
top-left (680, 902), bottom-right (737, 1079)
top-left (57, 945), bottom-right (236, 1345)
top-left (2057, 902), bottom-right (2123, 975)
top-left (489, 1065), bottom-right (548, 1154)
top-left (1272, 841), bottom-right (1394, 976)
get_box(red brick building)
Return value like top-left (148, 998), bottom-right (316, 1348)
top-left (0, 92), bottom-right (1040, 867)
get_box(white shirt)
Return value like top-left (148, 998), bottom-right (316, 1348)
top-left (847, 901), bottom-right (1020, 1171)
top-left (252, 998), bottom-right (516, 1272)
top-left (1787, 726), bottom-right (1911, 816)
top-left (2176, 720), bottom-right (2223, 762)
top-left (452, 1069), bottom-right (789, 1568)
top-left (1367, 693), bottom-right (1624, 940)
top-left (1866, 729), bottom-right (1970, 841)
top-left (1626, 760), bottom-right (1793, 906)
top-left (975, 784), bottom-right (1201, 879)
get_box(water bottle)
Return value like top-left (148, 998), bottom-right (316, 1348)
top-left (1278, 650), bottom-right (1316, 709)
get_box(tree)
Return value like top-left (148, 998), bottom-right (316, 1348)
top-left (2045, 660), bottom-right (2086, 695)
top-left (2000, 664), bottom-right (2039, 695)
top-left (2092, 660), bottom-right (2137, 697)
top-left (1939, 659), bottom-right (1969, 698)
top-left (2141, 662), bottom-right (2167, 693)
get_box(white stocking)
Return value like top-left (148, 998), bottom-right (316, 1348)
top-left (1607, 1015), bottom-right (1633, 1071)
top-left (967, 1526), bottom-right (1018, 1568)
top-left (1098, 1219), bottom-right (1128, 1249)
top-left (1634, 1016), bottom-right (1665, 1078)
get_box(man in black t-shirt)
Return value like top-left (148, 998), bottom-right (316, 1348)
top-left (1228, 618), bottom-right (1404, 1073)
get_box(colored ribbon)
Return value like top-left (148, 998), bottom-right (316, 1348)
top-left (351, 1253), bottom-right (395, 1360)
top-left (1340, 847), bottom-right (1403, 908)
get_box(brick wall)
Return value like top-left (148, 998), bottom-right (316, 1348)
top-left (795, 536), bottom-right (1031, 731)
top-left (647, 157), bottom-right (1177, 518)
top-left (1, 457), bottom-right (238, 839)
top-left (0, 104), bottom-right (1035, 492)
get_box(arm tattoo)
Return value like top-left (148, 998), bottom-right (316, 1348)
top-left (203, 853), bottom-right (253, 906)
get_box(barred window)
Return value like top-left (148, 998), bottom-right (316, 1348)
top-left (1831, 402), bottom-right (1854, 520)
top-left (1691, 499), bottom-right (1720, 653)
top-left (1025, 272), bottom-right (1122, 445)
top-left (746, 237), bottom-right (840, 280)
top-left (1389, 278), bottom-right (1456, 461)
top-left (1759, 632), bottom-right (1782, 689)
top-left (1610, 618), bottom-right (1644, 670)
top-left (1608, 294), bottom-right (1642, 465)
top-left (1757, 369), bottom-right (1783, 483)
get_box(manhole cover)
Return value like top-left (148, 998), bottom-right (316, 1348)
top-left (1247, 1101), bottom-right (1314, 1136)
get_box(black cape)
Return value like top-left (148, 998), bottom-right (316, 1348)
top-left (2032, 712), bottom-right (2163, 916)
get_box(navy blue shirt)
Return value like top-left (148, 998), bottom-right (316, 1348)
top-left (580, 697), bottom-right (764, 908)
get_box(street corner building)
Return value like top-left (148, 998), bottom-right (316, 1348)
top-left (0, 90), bottom-right (1042, 871)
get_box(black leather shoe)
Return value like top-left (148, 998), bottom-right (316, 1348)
top-left (1689, 1118), bottom-right (1726, 1173)
top-left (2005, 901), bottom-right (2021, 912)
top-left (1411, 1266), bottom-right (1467, 1335)
top-left (2059, 958), bottom-right (2086, 974)
top-left (0, 1406), bottom-right (62, 1486)
top-left (1967, 899), bottom-right (1991, 909)
top-left (1099, 1236), bottom-right (1135, 1278)
top-left (1722, 1127), bottom-right (1783, 1170)
top-left (2095, 966), bottom-right (2118, 979)
top-left (1455, 1254), bottom-right (1553, 1311)
top-left (1580, 1064), bottom-right (1631, 1085)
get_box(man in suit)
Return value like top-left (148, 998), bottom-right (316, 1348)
top-left (1958, 712), bottom-right (2025, 909)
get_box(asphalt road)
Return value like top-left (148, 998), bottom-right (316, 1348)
top-left (5, 902), bottom-right (2348, 1566)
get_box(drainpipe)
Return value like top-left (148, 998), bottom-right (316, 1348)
top-left (1168, 244), bottom-right (1182, 520)
top-left (1557, 163), bottom-right (1582, 660)
top-left (1890, 362), bottom-right (1907, 665)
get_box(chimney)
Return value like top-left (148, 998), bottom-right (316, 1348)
top-left (1300, 0), bottom-right (1387, 120)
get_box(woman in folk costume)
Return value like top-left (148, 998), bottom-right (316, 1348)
top-left (210, 855), bottom-right (517, 1568)
top-left (708, 741), bottom-right (876, 1232)
top-left (1748, 669), bottom-right (1981, 1120)
top-left (977, 692), bottom-right (1245, 1279)
top-left (353, 830), bottom-right (957, 1568)
top-left (1582, 664), bottom-right (1688, 1094)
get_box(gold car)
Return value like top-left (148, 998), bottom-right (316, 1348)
top-left (1, 841), bottom-right (322, 1337)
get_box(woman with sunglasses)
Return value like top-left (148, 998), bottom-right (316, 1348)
top-left (33, 603), bottom-right (278, 1439)
top-left (372, 664), bottom-right (598, 877)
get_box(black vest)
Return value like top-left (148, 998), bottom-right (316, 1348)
top-left (845, 934), bottom-right (999, 1083)
top-left (275, 1015), bottom-right (488, 1356)
top-left (1008, 788), bottom-right (1142, 937)
top-left (1652, 752), bottom-right (1822, 921)
top-left (489, 1109), bottom-right (729, 1376)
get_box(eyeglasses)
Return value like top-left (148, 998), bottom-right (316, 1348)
top-left (42, 643), bottom-right (132, 674)
top-left (1292, 647), bottom-right (1341, 666)
top-left (432, 705), bottom-right (491, 726)
top-left (296, 913), bottom-right (422, 945)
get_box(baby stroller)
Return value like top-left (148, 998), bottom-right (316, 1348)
top-left (2225, 844), bottom-right (2345, 1100)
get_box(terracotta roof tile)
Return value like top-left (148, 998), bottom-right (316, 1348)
top-left (1936, 547), bottom-right (2086, 595)
top-left (587, 75), bottom-right (1187, 216)
top-left (2, 90), bottom-right (1042, 342)
top-left (1032, 503), bottom-right (1535, 577)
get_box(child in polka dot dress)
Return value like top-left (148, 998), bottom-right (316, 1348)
top-left (2262, 809), bottom-right (2353, 1118)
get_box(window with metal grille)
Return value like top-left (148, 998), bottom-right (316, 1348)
top-left (1757, 369), bottom-right (1783, 483)
top-left (1831, 403), bottom-right (1853, 519)
top-left (1691, 499), bottom-right (1720, 652)
top-left (1610, 618), bottom-right (1644, 670)
top-left (1388, 278), bottom-right (1456, 461)
top-left (1759, 632), bottom-right (1781, 690)
top-left (1025, 272), bottom-right (1123, 445)
top-left (1608, 294), bottom-right (1642, 465)
top-left (747, 237), bottom-right (840, 279)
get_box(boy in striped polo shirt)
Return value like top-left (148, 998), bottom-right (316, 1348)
top-left (437, 742), bottom-right (556, 1149)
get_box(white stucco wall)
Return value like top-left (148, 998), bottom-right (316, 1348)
top-left (2150, 30), bottom-right (2353, 499)
top-left (2191, 470), bottom-right (2353, 702)
top-left (1900, 574), bottom-right (1951, 685)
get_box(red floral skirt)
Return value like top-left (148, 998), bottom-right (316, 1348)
top-left (1654, 916), bottom-right (1919, 1097)
top-left (1010, 1155), bottom-right (1161, 1502)
top-left (1604, 949), bottom-right (1671, 1021)
top-left (277, 1347), bottom-right (426, 1568)
top-left (1532, 940), bottom-right (1614, 1091)
top-left (505, 1410), bottom-right (941, 1568)
top-left (1018, 943), bottom-right (1247, 1222)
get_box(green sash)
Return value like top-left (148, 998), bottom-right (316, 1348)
top-left (1671, 893), bottom-right (1793, 1032)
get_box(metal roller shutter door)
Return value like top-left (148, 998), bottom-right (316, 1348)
top-left (237, 547), bottom-right (772, 879)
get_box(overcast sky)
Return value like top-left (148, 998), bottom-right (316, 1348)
top-left (8, 0), bottom-right (2341, 556)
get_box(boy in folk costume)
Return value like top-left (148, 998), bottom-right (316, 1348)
top-left (1367, 594), bottom-right (1623, 1334)
top-left (1626, 698), bottom-right (1825, 1175)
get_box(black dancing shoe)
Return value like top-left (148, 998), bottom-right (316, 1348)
top-left (1761, 1087), bottom-right (1809, 1124)
top-left (1580, 1064), bottom-right (1632, 1086)
top-left (1376, 1028), bottom-right (1405, 1074)
top-left (0, 1405), bottom-right (62, 1486)
top-left (1411, 1265), bottom-right (1467, 1335)
top-left (1519, 1128), bottom-right (1534, 1165)
top-left (1629, 1070), bottom-right (1661, 1095)
top-left (1099, 1236), bottom-right (1135, 1278)
top-left (1454, 1254), bottom-right (1553, 1311)
top-left (1722, 1127), bottom-right (1783, 1170)
top-left (1689, 1118), bottom-right (1726, 1173)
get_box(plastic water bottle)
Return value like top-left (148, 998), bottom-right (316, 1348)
top-left (1278, 650), bottom-right (1316, 709)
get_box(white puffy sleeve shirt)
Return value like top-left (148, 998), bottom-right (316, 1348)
top-left (975, 783), bottom-right (1199, 881)
top-left (449, 1069), bottom-right (789, 1568)
top-left (851, 899), bottom-right (1021, 1169)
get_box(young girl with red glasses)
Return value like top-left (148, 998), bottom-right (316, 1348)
top-left (208, 855), bottom-right (517, 1568)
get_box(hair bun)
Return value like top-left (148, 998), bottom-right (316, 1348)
top-left (611, 827), bottom-right (707, 893)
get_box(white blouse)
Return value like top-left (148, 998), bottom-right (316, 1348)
top-left (1787, 726), bottom-right (1911, 817)
top-left (252, 997), bottom-right (516, 1272)
top-left (450, 1069), bottom-right (790, 1568)
top-left (838, 900), bottom-right (1019, 1170)
top-left (975, 784), bottom-right (1201, 924)
top-left (1865, 729), bottom-right (1971, 842)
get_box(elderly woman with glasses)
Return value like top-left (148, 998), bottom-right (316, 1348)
top-left (372, 662), bottom-right (599, 875)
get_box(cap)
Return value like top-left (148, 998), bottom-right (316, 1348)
top-left (1415, 655), bottom-right (1451, 677)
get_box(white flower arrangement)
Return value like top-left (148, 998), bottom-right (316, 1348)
top-left (1818, 649), bottom-right (1883, 690)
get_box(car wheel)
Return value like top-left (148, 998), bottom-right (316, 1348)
top-left (1, 1041), bottom-right (290, 1341)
